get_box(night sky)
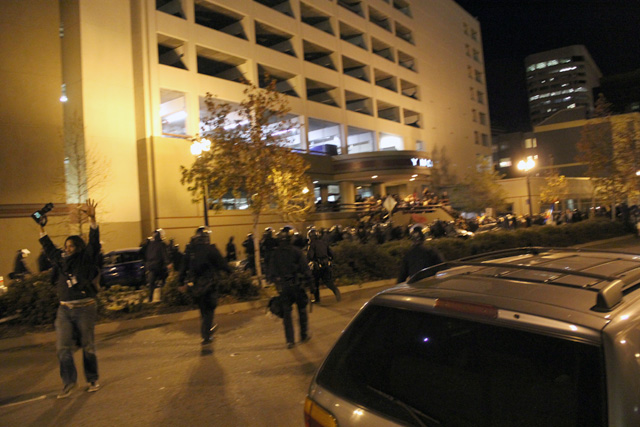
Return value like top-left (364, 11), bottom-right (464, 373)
top-left (454, 0), bottom-right (640, 132)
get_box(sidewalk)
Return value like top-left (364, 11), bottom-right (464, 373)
top-left (0, 279), bottom-right (395, 351)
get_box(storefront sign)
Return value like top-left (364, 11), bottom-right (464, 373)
top-left (410, 158), bottom-right (434, 167)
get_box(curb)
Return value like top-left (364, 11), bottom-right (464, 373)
top-left (0, 279), bottom-right (395, 351)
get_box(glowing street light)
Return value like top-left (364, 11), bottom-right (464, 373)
top-left (517, 158), bottom-right (536, 217)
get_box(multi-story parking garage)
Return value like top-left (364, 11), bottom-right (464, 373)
top-left (0, 0), bottom-right (491, 276)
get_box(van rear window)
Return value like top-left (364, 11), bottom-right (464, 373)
top-left (316, 304), bottom-right (606, 426)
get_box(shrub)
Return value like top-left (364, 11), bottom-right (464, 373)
top-left (0, 273), bottom-right (58, 326)
top-left (332, 241), bottom-right (398, 284)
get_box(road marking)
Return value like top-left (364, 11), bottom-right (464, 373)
top-left (0, 395), bottom-right (47, 409)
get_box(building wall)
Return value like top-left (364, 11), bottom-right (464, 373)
top-left (0, 1), bottom-right (67, 278)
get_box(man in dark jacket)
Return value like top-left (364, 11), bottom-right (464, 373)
top-left (140, 229), bottom-right (171, 302)
top-left (397, 226), bottom-right (445, 283)
top-left (38, 199), bottom-right (102, 399)
top-left (268, 228), bottom-right (312, 349)
top-left (242, 233), bottom-right (256, 275)
top-left (260, 227), bottom-right (278, 278)
top-left (307, 227), bottom-right (341, 304)
top-left (179, 227), bottom-right (231, 345)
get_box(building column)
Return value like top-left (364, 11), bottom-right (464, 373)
top-left (339, 181), bottom-right (355, 205)
top-left (320, 185), bottom-right (329, 203)
top-left (371, 183), bottom-right (386, 198)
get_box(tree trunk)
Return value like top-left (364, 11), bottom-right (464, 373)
top-left (252, 213), bottom-right (263, 287)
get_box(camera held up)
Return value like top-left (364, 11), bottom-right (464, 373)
top-left (31, 202), bottom-right (54, 226)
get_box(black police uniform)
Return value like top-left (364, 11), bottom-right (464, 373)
top-left (179, 231), bottom-right (231, 343)
top-left (307, 234), bottom-right (341, 303)
top-left (397, 235), bottom-right (444, 283)
top-left (268, 233), bottom-right (312, 348)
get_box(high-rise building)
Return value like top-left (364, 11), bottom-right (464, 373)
top-left (0, 0), bottom-right (492, 276)
top-left (525, 45), bottom-right (602, 126)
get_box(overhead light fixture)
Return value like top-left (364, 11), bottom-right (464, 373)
top-left (410, 178), bottom-right (416, 181)
top-left (313, 180), bottom-right (319, 184)
top-left (60, 83), bottom-right (68, 102)
top-left (411, 174), bottom-right (418, 178)
top-left (371, 175), bottom-right (378, 179)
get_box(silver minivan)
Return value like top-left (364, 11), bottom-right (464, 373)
top-left (306, 247), bottom-right (640, 426)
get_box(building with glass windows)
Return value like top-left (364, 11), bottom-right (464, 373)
top-left (0, 0), bottom-right (491, 276)
top-left (525, 45), bottom-right (602, 127)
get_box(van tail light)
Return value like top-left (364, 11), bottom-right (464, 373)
top-left (435, 299), bottom-right (498, 319)
top-left (304, 397), bottom-right (337, 427)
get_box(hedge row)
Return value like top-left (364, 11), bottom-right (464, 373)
top-left (0, 269), bottom-right (260, 327)
top-left (0, 219), bottom-right (629, 326)
top-left (331, 218), bottom-right (629, 284)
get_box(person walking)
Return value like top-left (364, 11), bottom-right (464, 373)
top-left (397, 226), bottom-right (445, 283)
top-left (242, 233), bottom-right (256, 275)
top-left (225, 236), bottom-right (237, 262)
top-left (179, 227), bottom-right (231, 345)
top-left (140, 229), bottom-right (171, 302)
top-left (37, 199), bottom-right (102, 399)
top-left (260, 227), bottom-right (278, 278)
top-left (11, 249), bottom-right (31, 279)
top-left (268, 228), bottom-right (312, 349)
top-left (306, 227), bottom-right (341, 304)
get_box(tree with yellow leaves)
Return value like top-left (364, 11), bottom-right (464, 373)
top-left (181, 80), bottom-right (313, 284)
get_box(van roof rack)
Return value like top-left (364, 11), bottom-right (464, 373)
top-left (407, 247), bottom-right (640, 312)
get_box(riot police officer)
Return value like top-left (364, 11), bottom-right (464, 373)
top-left (260, 227), bottom-right (278, 278)
top-left (268, 228), bottom-right (312, 349)
top-left (397, 226), bottom-right (444, 283)
top-left (307, 227), bottom-right (341, 303)
top-left (179, 227), bottom-right (231, 344)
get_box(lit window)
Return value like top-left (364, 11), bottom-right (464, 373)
top-left (536, 62), bottom-right (546, 70)
top-left (567, 103), bottom-right (576, 109)
top-left (499, 158), bottom-right (512, 168)
top-left (547, 59), bottom-right (559, 66)
top-left (525, 138), bottom-right (537, 148)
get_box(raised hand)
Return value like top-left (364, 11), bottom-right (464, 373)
top-left (82, 199), bottom-right (98, 221)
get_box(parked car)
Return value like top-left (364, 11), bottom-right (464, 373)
top-left (306, 247), bottom-right (640, 426)
top-left (101, 248), bottom-right (145, 289)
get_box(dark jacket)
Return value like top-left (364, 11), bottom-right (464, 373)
top-left (40, 226), bottom-right (101, 301)
top-left (397, 244), bottom-right (444, 283)
top-left (179, 236), bottom-right (231, 296)
top-left (141, 235), bottom-right (170, 273)
top-left (268, 243), bottom-right (310, 286)
top-left (307, 238), bottom-right (333, 263)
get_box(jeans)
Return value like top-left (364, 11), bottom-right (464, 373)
top-left (55, 303), bottom-right (99, 386)
top-left (280, 285), bottom-right (308, 344)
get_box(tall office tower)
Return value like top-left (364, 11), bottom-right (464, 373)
top-left (525, 45), bottom-right (602, 126)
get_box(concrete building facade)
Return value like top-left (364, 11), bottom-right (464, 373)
top-left (0, 0), bottom-right (491, 277)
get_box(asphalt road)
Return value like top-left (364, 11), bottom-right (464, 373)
top-left (0, 286), bottom-right (383, 427)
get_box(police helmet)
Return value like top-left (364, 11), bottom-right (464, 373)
top-left (277, 227), bottom-right (294, 243)
top-left (307, 227), bottom-right (318, 240)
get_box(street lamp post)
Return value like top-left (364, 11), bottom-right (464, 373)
top-left (517, 158), bottom-right (536, 217)
top-left (190, 137), bottom-right (212, 226)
